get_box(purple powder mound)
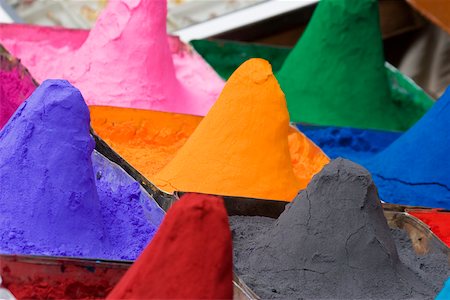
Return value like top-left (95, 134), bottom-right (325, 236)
top-left (0, 63), bottom-right (36, 129)
top-left (0, 80), bottom-right (164, 260)
top-left (92, 151), bottom-right (164, 260)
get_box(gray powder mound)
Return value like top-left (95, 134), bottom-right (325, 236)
top-left (232, 158), bottom-right (448, 299)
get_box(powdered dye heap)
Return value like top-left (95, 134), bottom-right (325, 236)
top-left (409, 210), bottom-right (450, 246)
top-left (277, 0), bottom-right (433, 131)
top-left (90, 106), bottom-right (202, 179)
top-left (297, 125), bottom-right (402, 164)
top-left (0, 47), bottom-right (36, 129)
top-left (0, 80), bottom-right (163, 259)
top-left (0, 0), bottom-right (223, 115)
top-left (108, 193), bottom-right (233, 299)
top-left (246, 159), bottom-right (440, 299)
top-left (365, 87), bottom-right (450, 209)
top-left (154, 59), bottom-right (329, 201)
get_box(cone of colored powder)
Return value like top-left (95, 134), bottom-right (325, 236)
top-left (108, 193), bottom-right (233, 299)
top-left (0, 79), bottom-right (163, 259)
top-left (0, 46), bottom-right (36, 129)
top-left (0, 80), bottom-right (105, 257)
top-left (365, 87), bottom-right (450, 209)
top-left (0, 0), bottom-right (223, 115)
top-left (90, 106), bottom-right (328, 185)
top-left (154, 59), bottom-right (328, 201)
top-left (277, 0), bottom-right (433, 131)
top-left (248, 158), bottom-right (437, 298)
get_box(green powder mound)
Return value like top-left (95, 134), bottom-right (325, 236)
top-left (190, 39), bottom-right (291, 80)
top-left (277, 0), bottom-right (433, 131)
top-left (191, 1), bottom-right (434, 132)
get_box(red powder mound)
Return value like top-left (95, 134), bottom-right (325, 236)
top-left (409, 209), bottom-right (450, 246)
top-left (107, 193), bottom-right (233, 299)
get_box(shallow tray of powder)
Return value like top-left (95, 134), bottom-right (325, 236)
top-left (229, 159), bottom-right (449, 299)
top-left (0, 254), bottom-right (259, 300)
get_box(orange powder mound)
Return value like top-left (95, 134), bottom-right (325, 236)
top-left (153, 59), bottom-right (329, 201)
top-left (90, 106), bottom-right (202, 178)
top-left (90, 107), bottom-right (328, 184)
top-left (288, 126), bottom-right (330, 184)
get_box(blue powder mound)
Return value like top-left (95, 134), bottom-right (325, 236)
top-left (365, 87), bottom-right (450, 209)
top-left (0, 80), bottom-right (164, 260)
top-left (297, 124), bottom-right (402, 164)
top-left (436, 278), bottom-right (450, 300)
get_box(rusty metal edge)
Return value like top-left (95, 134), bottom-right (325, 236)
top-left (0, 253), bottom-right (259, 300)
top-left (90, 128), bottom-right (175, 211)
top-left (0, 45), bottom-right (39, 87)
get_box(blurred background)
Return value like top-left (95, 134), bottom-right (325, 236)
top-left (1, 0), bottom-right (449, 98)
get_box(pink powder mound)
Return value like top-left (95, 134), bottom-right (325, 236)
top-left (0, 63), bottom-right (36, 128)
top-left (0, 0), bottom-right (224, 116)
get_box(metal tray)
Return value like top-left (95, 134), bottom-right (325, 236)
top-left (0, 254), bottom-right (259, 299)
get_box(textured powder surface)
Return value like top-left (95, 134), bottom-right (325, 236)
top-left (234, 159), bottom-right (444, 299)
top-left (0, 53), bottom-right (36, 129)
top-left (230, 216), bottom-right (449, 299)
top-left (154, 59), bottom-right (329, 201)
top-left (192, 38), bottom-right (434, 131)
top-left (90, 106), bottom-right (202, 179)
top-left (0, 80), bottom-right (164, 260)
top-left (190, 39), bottom-right (291, 80)
top-left (408, 210), bottom-right (450, 247)
top-left (108, 193), bottom-right (233, 299)
top-left (91, 151), bottom-right (164, 260)
top-left (436, 278), bottom-right (450, 300)
top-left (276, 0), bottom-right (433, 131)
top-left (0, 0), bottom-right (224, 115)
top-left (91, 106), bottom-right (328, 187)
top-left (298, 124), bottom-right (402, 164)
top-left (365, 87), bottom-right (450, 209)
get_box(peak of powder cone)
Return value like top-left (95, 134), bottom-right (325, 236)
top-left (277, 0), bottom-right (426, 131)
top-left (248, 158), bottom-right (433, 298)
top-left (67, 0), bottom-right (180, 107)
top-left (365, 87), bottom-right (450, 209)
top-left (0, 79), bottom-right (105, 257)
top-left (108, 193), bottom-right (233, 299)
top-left (154, 59), bottom-right (304, 201)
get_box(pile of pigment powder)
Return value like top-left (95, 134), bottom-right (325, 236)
top-left (154, 58), bottom-right (329, 201)
top-left (365, 87), bottom-right (450, 209)
top-left (408, 210), bottom-right (450, 247)
top-left (0, 0), bottom-right (223, 115)
top-left (91, 107), bottom-right (328, 190)
top-left (277, 0), bottom-right (433, 131)
top-left (297, 125), bottom-right (402, 164)
top-left (108, 193), bottom-right (233, 299)
top-left (0, 80), bottom-right (164, 260)
top-left (230, 159), bottom-right (448, 299)
top-left (90, 106), bottom-right (202, 179)
top-left (0, 48), bottom-right (36, 129)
